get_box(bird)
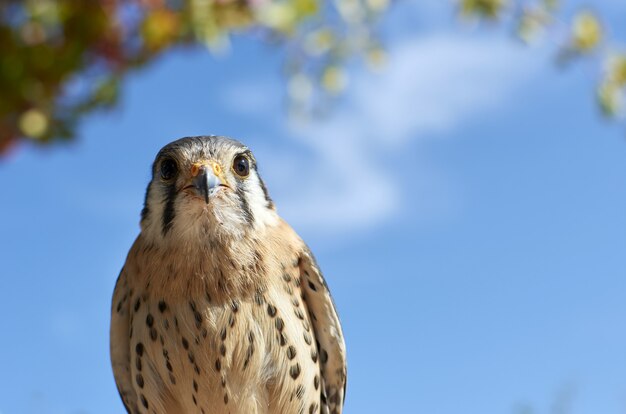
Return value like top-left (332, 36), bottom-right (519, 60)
top-left (110, 136), bottom-right (347, 414)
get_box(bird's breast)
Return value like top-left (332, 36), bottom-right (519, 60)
top-left (127, 268), bottom-right (321, 414)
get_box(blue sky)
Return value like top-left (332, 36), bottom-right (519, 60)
top-left (1, 1), bottom-right (626, 413)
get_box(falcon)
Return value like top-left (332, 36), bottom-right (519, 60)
top-left (110, 136), bottom-right (347, 414)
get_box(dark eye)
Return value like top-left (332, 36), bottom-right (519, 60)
top-left (160, 158), bottom-right (178, 181)
top-left (233, 154), bottom-right (250, 177)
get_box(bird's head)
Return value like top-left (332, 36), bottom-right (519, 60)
top-left (140, 136), bottom-right (277, 244)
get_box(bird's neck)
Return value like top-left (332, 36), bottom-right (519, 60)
top-left (127, 230), bottom-right (270, 303)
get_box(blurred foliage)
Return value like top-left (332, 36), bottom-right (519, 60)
top-left (0, 0), bottom-right (624, 153)
top-left (0, 0), bottom-right (384, 152)
top-left (460, 0), bottom-right (626, 119)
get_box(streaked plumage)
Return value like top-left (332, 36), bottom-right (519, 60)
top-left (110, 136), bottom-right (346, 414)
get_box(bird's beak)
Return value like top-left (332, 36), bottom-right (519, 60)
top-left (191, 163), bottom-right (222, 204)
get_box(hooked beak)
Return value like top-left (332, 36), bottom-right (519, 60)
top-left (192, 164), bottom-right (221, 204)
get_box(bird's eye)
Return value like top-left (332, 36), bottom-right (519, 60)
top-left (160, 158), bottom-right (178, 181)
top-left (232, 154), bottom-right (250, 178)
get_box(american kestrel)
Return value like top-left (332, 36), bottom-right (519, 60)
top-left (110, 136), bottom-right (347, 414)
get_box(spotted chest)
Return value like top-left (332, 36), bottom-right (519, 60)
top-left (126, 268), bottom-right (323, 414)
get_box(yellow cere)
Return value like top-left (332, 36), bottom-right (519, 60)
top-left (191, 160), bottom-right (224, 179)
top-left (191, 161), bottom-right (225, 180)
top-left (191, 163), bottom-right (201, 177)
top-left (211, 162), bottom-right (222, 176)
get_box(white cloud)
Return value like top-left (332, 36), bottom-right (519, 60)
top-left (271, 121), bottom-right (400, 234)
top-left (349, 35), bottom-right (543, 144)
top-left (226, 34), bottom-right (544, 235)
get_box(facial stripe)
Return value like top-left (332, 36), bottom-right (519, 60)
top-left (141, 183), bottom-right (152, 222)
top-left (235, 182), bottom-right (254, 225)
top-left (257, 174), bottom-right (274, 209)
top-left (161, 183), bottom-right (178, 235)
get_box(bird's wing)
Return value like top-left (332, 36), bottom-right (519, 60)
top-left (110, 268), bottom-right (138, 414)
top-left (298, 245), bottom-right (347, 414)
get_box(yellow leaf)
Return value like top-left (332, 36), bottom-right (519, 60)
top-left (294, 0), bottom-right (319, 17)
top-left (460, 0), bottom-right (506, 19)
top-left (608, 54), bottom-right (626, 86)
top-left (304, 29), bottom-right (334, 56)
top-left (141, 9), bottom-right (180, 50)
top-left (321, 66), bottom-right (348, 93)
top-left (256, 2), bottom-right (297, 32)
top-left (19, 109), bottom-right (48, 139)
top-left (366, 47), bottom-right (386, 70)
top-left (517, 8), bottom-right (549, 44)
top-left (597, 81), bottom-right (622, 117)
top-left (571, 11), bottom-right (602, 52)
top-left (366, 0), bottom-right (389, 13)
